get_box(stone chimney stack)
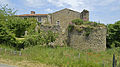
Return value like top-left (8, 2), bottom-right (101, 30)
top-left (31, 11), bottom-right (35, 14)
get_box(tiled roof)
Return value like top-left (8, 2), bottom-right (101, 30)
top-left (16, 14), bottom-right (48, 17)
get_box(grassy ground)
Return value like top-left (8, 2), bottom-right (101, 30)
top-left (0, 45), bottom-right (120, 67)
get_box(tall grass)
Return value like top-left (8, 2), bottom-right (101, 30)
top-left (0, 45), bottom-right (120, 67)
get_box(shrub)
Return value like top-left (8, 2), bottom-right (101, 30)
top-left (0, 21), bottom-right (16, 46)
top-left (107, 21), bottom-right (120, 48)
top-left (22, 31), bottom-right (58, 48)
top-left (72, 19), bottom-right (83, 25)
top-left (26, 18), bottom-right (38, 35)
top-left (23, 35), bottom-right (37, 48)
top-left (68, 25), bottom-right (74, 32)
top-left (84, 26), bottom-right (92, 37)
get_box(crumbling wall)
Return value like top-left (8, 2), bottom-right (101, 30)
top-left (40, 25), bottom-right (67, 46)
top-left (40, 25), bottom-right (61, 33)
top-left (68, 27), bottom-right (107, 51)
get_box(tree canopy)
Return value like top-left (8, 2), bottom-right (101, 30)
top-left (107, 21), bottom-right (120, 48)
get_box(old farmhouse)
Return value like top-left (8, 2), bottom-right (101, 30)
top-left (17, 8), bottom-right (107, 51)
top-left (17, 8), bottom-right (89, 29)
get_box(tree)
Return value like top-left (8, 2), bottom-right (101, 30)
top-left (26, 18), bottom-right (38, 35)
top-left (107, 21), bottom-right (120, 48)
top-left (0, 5), bottom-right (31, 37)
top-left (0, 20), bottom-right (16, 45)
top-left (0, 4), bottom-right (31, 48)
top-left (6, 17), bottom-right (30, 37)
top-left (0, 5), bottom-right (16, 45)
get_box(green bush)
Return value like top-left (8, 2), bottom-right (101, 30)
top-left (0, 21), bottom-right (16, 45)
top-left (107, 21), bottom-right (120, 48)
top-left (68, 24), bottom-right (74, 32)
top-left (72, 19), bottom-right (83, 25)
top-left (6, 17), bottom-right (31, 37)
top-left (23, 35), bottom-right (37, 47)
top-left (26, 18), bottom-right (38, 35)
top-left (22, 31), bottom-right (57, 48)
top-left (84, 26), bottom-right (92, 37)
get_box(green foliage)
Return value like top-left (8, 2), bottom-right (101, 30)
top-left (24, 35), bottom-right (37, 47)
top-left (72, 19), bottom-right (105, 27)
top-left (0, 21), bottom-right (16, 45)
top-left (84, 26), bottom-right (93, 37)
top-left (69, 19), bottom-right (105, 37)
top-left (45, 31), bottom-right (57, 44)
top-left (23, 31), bottom-right (57, 48)
top-left (72, 19), bottom-right (83, 25)
top-left (68, 24), bottom-right (74, 32)
top-left (6, 17), bottom-right (31, 37)
top-left (107, 21), bottom-right (120, 48)
top-left (15, 38), bottom-right (25, 50)
top-left (1, 45), bottom-right (119, 67)
top-left (26, 18), bottom-right (38, 35)
top-left (0, 5), bottom-right (16, 46)
top-left (0, 5), bottom-right (32, 48)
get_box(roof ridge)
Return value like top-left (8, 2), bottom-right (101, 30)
top-left (16, 14), bottom-right (48, 16)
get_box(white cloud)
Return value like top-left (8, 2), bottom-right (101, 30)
top-left (45, 8), bottom-right (53, 13)
top-left (47, 0), bottom-right (119, 12)
top-left (48, 0), bottom-right (86, 11)
top-left (18, 0), bottom-right (120, 13)
top-left (23, 0), bottom-right (47, 8)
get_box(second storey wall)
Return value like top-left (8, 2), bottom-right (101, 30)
top-left (51, 9), bottom-right (81, 30)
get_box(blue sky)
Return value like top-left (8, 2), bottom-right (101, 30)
top-left (0, 0), bottom-right (120, 24)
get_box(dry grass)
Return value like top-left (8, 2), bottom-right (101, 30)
top-left (0, 58), bottom-right (57, 67)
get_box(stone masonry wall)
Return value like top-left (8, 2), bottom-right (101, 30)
top-left (68, 27), bottom-right (107, 51)
top-left (40, 25), bottom-right (61, 33)
top-left (51, 8), bottom-right (81, 30)
top-left (40, 25), bottom-right (66, 46)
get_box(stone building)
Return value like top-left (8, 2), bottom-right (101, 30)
top-left (17, 11), bottom-right (48, 23)
top-left (16, 8), bottom-right (89, 30)
top-left (17, 8), bottom-right (107, 51)
top-left (50, 8), bottom-right (89, 30)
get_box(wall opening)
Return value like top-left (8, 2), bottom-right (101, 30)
top-left (56, 20), bottom-right (60, 25)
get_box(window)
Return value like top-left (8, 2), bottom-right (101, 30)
top-left (38, 17), bottom-right (42, 22)
top-left (56, 20), bottom-right (60, 25)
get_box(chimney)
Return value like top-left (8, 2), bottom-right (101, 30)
top-left (31, 11), bottom-right (35, 14)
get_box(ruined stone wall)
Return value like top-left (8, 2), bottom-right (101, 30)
top-left (40, 25), bottom-right (61, 33)
top-left (68, 27), bottom-right (107, 51)
top-left (40, 25), bottom-right (65, 46)
top-left (40, 16), bottom-right (48, 24)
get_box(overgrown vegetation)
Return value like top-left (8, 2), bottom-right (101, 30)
top-left (0, 45), bottom-right (120, 67)
top-left (0, 5), bottom-right (57, 50)
top-left (0, 5), bottom-right (16, 46)
top-left (1, 4), bottom-right (120, 67)
top-left (72, 19), bottom-right (83, 25)
top-left (107, 21), bottom-right (120, 48)
top-left (68, 19), bottom-right (105, 37)
top-left (70, 19), bottom-right (120, 48)
top-left (84, 26), bottom-right (93, 37)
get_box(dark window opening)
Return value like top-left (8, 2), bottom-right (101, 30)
top-left (38, 17), bottom-right (42, 22)
top-left (56, 20), bottom-right (60, 25)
